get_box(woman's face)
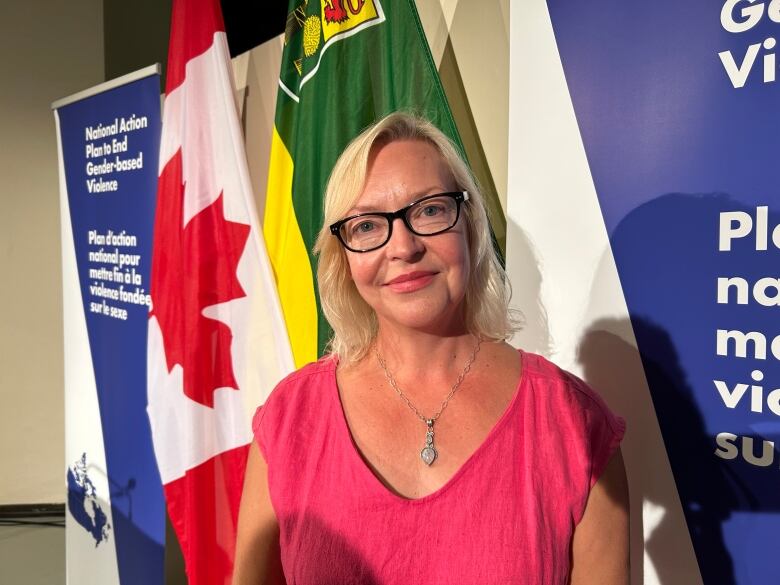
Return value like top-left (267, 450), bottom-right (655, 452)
top-left (344, 139), bottom-right (470, 335)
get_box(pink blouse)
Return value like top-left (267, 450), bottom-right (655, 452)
top-left (253, 350), bottom-right (625, 584)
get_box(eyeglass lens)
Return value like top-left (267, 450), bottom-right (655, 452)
top-left (340, 195), bottom-right (459, 251)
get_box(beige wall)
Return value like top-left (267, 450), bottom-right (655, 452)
top-left (0, 0), bottom-right (104, 504)
top-left (420, 0), bottom-right (510, 209)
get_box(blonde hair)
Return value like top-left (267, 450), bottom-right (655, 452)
top-left (313, 112), bottom-right (516, 363)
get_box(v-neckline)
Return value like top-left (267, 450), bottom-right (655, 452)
top-left (330, 349), bottom-right (526, 504)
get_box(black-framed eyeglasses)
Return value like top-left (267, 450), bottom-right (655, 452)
top-left (329, 191), bottom-right (469, 253)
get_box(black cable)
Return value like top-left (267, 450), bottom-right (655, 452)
top-left (0, 519), bottom-right (65, 527)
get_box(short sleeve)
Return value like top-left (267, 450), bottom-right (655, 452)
top-left (565, 373), bottom-right (626, 526)
top-left (249, 359), bottom-right (335, 469)
top-left (251, 405), bottom-right (268, 461)
top-left (585, 398), bottom-right (625, 489)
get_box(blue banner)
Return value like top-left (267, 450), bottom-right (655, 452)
top-left (546, 1), bottom-right (780, 583)
top-left (56, 69), bottom-right (164, 585)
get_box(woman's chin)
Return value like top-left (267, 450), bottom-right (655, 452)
top-left (376, 302), bottom-right (466, 335)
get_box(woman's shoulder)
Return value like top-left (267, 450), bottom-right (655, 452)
top-left (277, 355), bottom-right (337, 388)
top-left (252, 355), bottom-right (338, 459)
top-left (520, 349), bottom-right (580, 384)
top-left (262, 355), bottom-right (336, 410)
top-left (519, 349), bottom-right (625, 493)
top-left (519, 350), bottom-right (625, 434)
top-left (253, 357), bottom-right (334, 420)
top-left (522, 351), bottom-right (609, 404)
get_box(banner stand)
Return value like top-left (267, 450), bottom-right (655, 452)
top-left (54, 64), bottom-right (166, 585)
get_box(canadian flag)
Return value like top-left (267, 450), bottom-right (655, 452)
top-left (147, 0), bottom-right (293, 583)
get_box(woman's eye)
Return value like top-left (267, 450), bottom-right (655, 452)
top-left (421, 204), bottom-right (444, 216)
top-left (352, 221), bottom-right (376, 234)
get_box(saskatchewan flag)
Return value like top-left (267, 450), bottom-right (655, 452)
top-left (264, 0), bottom-right (499, 365)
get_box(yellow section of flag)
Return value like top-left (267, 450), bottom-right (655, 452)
top-left (263, 127), bottom-right (319, 368)
top-left (320, 0), bottom-right (380, 42)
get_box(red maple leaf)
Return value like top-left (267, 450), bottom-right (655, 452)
top-left (151, 149), bottom-right (250, 408)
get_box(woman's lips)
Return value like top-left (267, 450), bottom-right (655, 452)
top-left (385, 271), bottom-right (437, 292)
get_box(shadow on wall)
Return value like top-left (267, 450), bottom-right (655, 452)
top-left (578, 192), bottom-right (780, 585)
top-left (578, 318), bottom-right (736, 585)
top-left (506, 200), bottom-right (708, 583)
top-left (504, 218), bottom-right (551, 357)
top-left (67, 466), bottom-right (166, 584)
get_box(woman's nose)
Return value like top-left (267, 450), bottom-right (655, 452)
top-left (385, 217), bottom-right (424, 260)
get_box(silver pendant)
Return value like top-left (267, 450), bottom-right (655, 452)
top-left (420, 419), bottom-right (437, 466)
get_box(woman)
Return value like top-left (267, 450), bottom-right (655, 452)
top-left (233, 113), bottom-right (629, 584)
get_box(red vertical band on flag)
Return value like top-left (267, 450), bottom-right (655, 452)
top-left (166, 0), bottom-right (225, 93)
top-left (164, 445), bottom-right (249, 585)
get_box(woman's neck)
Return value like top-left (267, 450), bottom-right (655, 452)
top-left (371, 325), bottom-right (481, 386)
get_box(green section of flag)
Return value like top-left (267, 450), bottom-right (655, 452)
top-left (274, 0), bottom-right (503, 355)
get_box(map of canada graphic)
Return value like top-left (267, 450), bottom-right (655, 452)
top-left (67, 453), bottom-right (111, 546)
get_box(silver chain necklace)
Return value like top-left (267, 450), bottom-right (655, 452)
top-left (374, 337), bottom-right (482, 466)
